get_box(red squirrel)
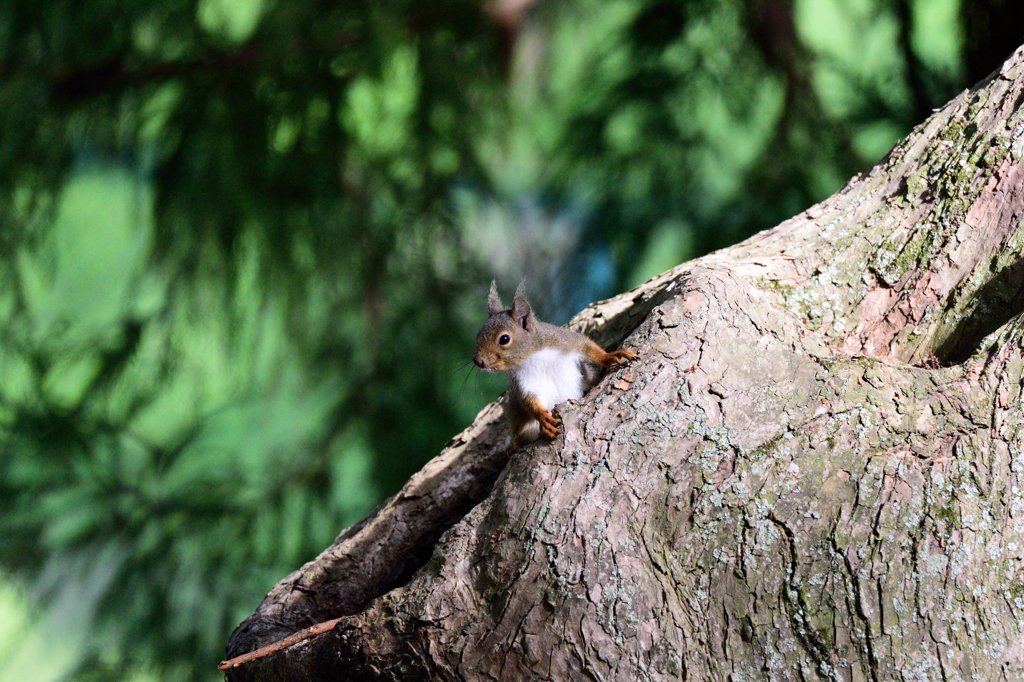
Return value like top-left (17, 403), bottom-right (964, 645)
top-left (473, 282), bottom-right (637, 447)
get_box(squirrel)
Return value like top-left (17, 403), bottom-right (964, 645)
top-left (473, 281), bottom-right (637, 447)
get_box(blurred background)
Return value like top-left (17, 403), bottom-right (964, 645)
top-left (0, 0), bottom-right (1018, 679)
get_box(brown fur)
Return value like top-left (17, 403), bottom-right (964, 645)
top-left (474, 282), bottom-right (637, 447)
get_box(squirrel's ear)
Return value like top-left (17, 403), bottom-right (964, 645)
top-left (511, 282), bottom-right (535, 332)
top-left (487, 281), bottom-right (504, 316)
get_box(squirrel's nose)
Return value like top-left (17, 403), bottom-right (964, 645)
top-left (473, 354), bottom-right (486, 369)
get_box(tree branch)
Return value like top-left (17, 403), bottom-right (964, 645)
top-left (226, 43), bottom-right (1024, 682)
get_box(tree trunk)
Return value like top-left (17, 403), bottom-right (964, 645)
top-left (225, 45), bottom-right (1024, 681)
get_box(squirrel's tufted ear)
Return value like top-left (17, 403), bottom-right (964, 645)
top-left (487, 281), bottom-right (504, 316)
top-left (511, 281), bottom-right (535, 332)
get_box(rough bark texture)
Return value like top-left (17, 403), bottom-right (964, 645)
top-left (226, 46), bottom-right (1024, 681)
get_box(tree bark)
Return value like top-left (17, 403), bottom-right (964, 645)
top-left (225, 46), bottom-right (1024, 681)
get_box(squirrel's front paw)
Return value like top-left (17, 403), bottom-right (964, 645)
top-left (603, 348), bottom-right (637, 367)
top-left (538, 409), bottom-right (561, 440)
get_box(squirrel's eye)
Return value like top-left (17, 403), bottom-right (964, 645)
top-left (498, 334), bottom-right (511, 346)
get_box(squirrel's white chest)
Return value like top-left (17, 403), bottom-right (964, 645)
top-left (513, 348), bottom-right (585, 409)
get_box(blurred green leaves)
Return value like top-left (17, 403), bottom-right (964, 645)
top-left (197, 0), bottom-right (266, 44)
top-left (0, 565), bottom-right (158, 682)
top-left (343, 45), bottom-right (420, 159)
top-left (1, 164), bottom-right (391, 679)
top-left (20, 169), bottom-right (153, 349)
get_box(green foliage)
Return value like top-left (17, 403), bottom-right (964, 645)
top-left (0, 0), bottom-right (1009, 679)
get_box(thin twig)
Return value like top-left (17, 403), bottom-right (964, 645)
top-left (218, 617), bottom-right (344, 671)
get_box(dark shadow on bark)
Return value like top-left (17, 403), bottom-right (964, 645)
top-left (225, 409), bottom-right (513, 667)
top-left (578, 271), bottom-right (686, 348)
top-left (934, 255), bottom-right (1024, 365)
